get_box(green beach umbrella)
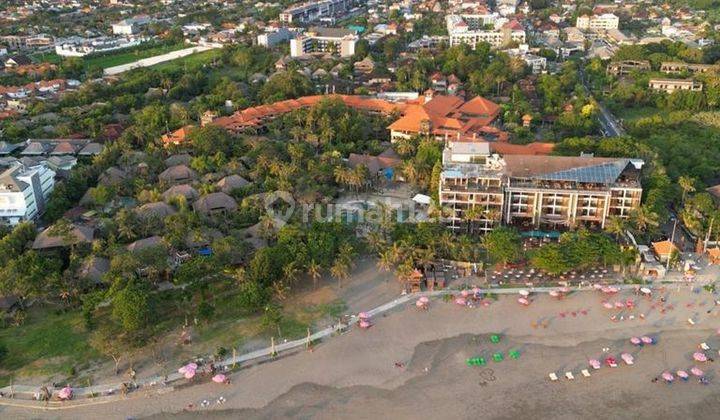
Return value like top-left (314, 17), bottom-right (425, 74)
top-left (490, 334), bottom-right (500, 344)
top-left (509, 350), bottom-right (520, 359)
top-left (493, 352), bottom-right (504, 362)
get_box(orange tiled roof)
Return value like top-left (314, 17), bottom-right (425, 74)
top-left (161, 125), bottom-right (194, 146)
top-left (652, 240), bottom-right (678, 257)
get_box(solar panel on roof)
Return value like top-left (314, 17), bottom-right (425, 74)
top-left (534, 160), bottom-right (629, 184)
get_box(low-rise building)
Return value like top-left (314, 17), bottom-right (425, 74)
top-left (0, 162), bottom-right (55, 225)
top-left (648, 78), bottom-right (703, 93)
top-left (439, 141), bottom-right (644, 233)
top-left (576, 13), bottom-right (619, 31)
top-left (112, 15), bottom-right (152, 35)
top-left (280, 0), bottom-right (355, 24)
top-left (606, 60), bottom-right (651, 76)
top-left (660, 62), bottom-right (719, 74)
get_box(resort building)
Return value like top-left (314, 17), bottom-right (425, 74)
top-left (0, 162), bottom-right (55, 225)
top-left (446, 14), bottom-right (526, 49)
top-left (279, 0), bottom-right (356, 24)
top-left (606, 60), bottom-right (651, 76)
top-left (290, 27), bottom-right (359, 58)
top-left (111, 16), bottom-right (152, 35)
top-left (648, 78), bottom-right (703, 93)
top-left (439, 141), bottom-right (644, 233)
top-left (660, 62), bottom-right (719, 74)
top-left (576, 13), bottom-right (619, 31)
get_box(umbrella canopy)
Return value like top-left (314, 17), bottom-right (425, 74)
top-left (517, 297), bottom-right (529, 305)
top-left (691, 367), bottom-right (704, 376)
top-left (661, 372), bottom-right (674, 382)
top-left (358, 312), bottom-right (370, 319)
top-left (641, 336), bottom-right (653, 344)
top-left (615, 302), bottom-right (625, 308)
top-left (359, 320), bottom-right (371, 328)
top-left (57, 386), bottom-right (73, 400)
top-left (589, 359), bottom-right (601, 369)
top-left (605, 356), bottom-right (617, 366)
top-left (630, 337), bottom-right (641, 345)
top-left (518, 289), bottom-right (530, 297)
top-left (419, 296), bottom-right (430, 304)
top-left (677, 370), bottom-right (689, 379)
top-left (549, 290), bottom-right (559, 297)
top-left (415, 299), bottom-right (425, 307)
top-left (461, 290), bottom-right (470, 297)
top-left (621, 353), bottom-right (634, 363)
top-left (184, 369), bottom-right (196, 379)
top-left (603, 302), bottom-right (614, 309)
top-left (693, 352), bottom-right (708, 362)
top-left (455, 297), bottom-right (467, 306)
top-left (559, 286), bottom-right (570, 293)
top-left (212, 374), bottom-right (227, 383)
top-left (593, 284), bottom-right (603, 290)
top-left (472, 287), bottom-right (480, 294)
top-left (640, 287), bottom-right (652, 294)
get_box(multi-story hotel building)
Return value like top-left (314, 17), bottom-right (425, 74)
top-left (446, 14), bottom-right (526, 49)
top-left (576, 13), bottom-right (619, 31)
top-left (439, 142), bottom-right (644, 233)
top-left (290, 27), bottom-right (358, 58)
top-left (0, 162), bottom-right (55, 225)
top-left (279, 0), bottom-right (356, 24)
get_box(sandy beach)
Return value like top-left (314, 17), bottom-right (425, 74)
top-left (2, 285), bottom-right (719, 419)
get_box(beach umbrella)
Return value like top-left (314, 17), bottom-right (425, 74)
top-left (509, 349), bottom-right (520, 359)
top-left (588, 359), bottom-right (601, 369)
top-left (517, 297), bottom-right (530, 306)
top-left (559, 286), bottom-right (570, 294)
top-left (493, 352), bottom-right (504, 362)
top-left (179, 363), bottom-right (198, 374)
top-left (359, 320), bottom-right (371, 329)
top-left (419, 296), bottom-right (429, 304)
top-left (640, 287), bottom-right (652, 295)
top-left (472, 287), bottom-right (480, 295)
top-left (358, 312), bottom-right (370, 319)
top-left (691, 367), bottom-right (704, 377)
top-left (605, 356), bottom-right (617, 367)
top-left (57, 386), bottom-right (73, 400)
top-left (184, 369), bottom-right (196, 379)
top-left (641, 336), bottom-right (653, 345)
top-left (621, 353), bottom-right (634, 364)
top-left (615, 302), bottom-right (625, 309)
top-left (630, 337), bottom-right (641, 345)
top-left (661, 372), bottom-right (674, 382)
top-left (607, 286), bottom-right (619, 294)
top-left (677, 370), bottom-right (689, 380)
top-left (519, 289), bottom-right (530, 297)
top-left (455, 297), bottom-right (467, 306)
top-left (593, 284), bottom-right (603, 290)
top-left (549, 290), bottom-right (559, 297)
top-left (693, 352), bottom-right (708, 362)
top-left (603, 302), bottom-right (614, 309)
top-left (212, 374), bottom-right (227, 384)
top-left (415, 299), bottom-right (425, 308)
top-left (461, 290), bottom-right (470, 298)
top-left (626, 299), bottom-right (635, 308)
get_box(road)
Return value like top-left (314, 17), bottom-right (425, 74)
top-left (579, 66), bottom-right (626, 137)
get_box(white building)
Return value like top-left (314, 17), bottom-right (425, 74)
top-left (576, 14), bottom-right (619, 31)
top-left (258, 28), bottom-right (295, 48)
top-left (280, 0), bottom-right (354, 24)
top-left (290, 27), bottom-right (358, 57)
top-left (446, 14), bottom-right (526, 49)
top-left (0, 163), bottom-right (55, 225)
top-left (112, 16), bottom-right (152, 35)
top-left (54, 36), bottom-right (146, 57)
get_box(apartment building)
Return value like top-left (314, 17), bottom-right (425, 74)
top-left (576, 13), bottom-right (619, 31)
top-left (648, 78), bottom-right (703, 93)
top-left (290, 27), bottom-right (358, 57)
top-left (446, 14), bottom-right (526, 49)
top-left (0, 162), bottom-right (55, 225)
top-left (439, 142), bottom-right (644, 233)
top-left (279, 0), bottom-right (356, 24)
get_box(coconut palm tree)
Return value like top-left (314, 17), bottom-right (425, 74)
top-left (330, 259), bottom-right (350, 288)
top-left (678, 175), bottom-right (696, 205)
top-left (630, 206), bottom-right (659, 233)
top-left (307, 260), bottom-right (322, 289)
top-left (605, 215), bottom-right (626, 240)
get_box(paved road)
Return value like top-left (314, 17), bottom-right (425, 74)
top-left (579, 66), bottom-right (626, 137)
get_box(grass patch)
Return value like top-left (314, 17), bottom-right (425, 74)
top-left (83, 42), bottom-right (188, 69)
top-left (0, 308), bottom-right (99, 386)
top-left (616, 106), bottom-right (660, 123)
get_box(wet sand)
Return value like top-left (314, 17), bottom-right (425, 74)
top-left (4, 286), bottom-right (720, 419)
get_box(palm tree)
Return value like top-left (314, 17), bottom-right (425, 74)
top-left (678, 175), bottom-right (696, 205)
top-left (463, 206), bottom-right (483, 234)
top-left (307, 260), bottom-right (322, 289)
top-left (330, 259), bottom-right (350, 288)
top-left (401, 161), bottom-right (418, 185)
top-left (630, 206), bottom-right (659, 233)
top-left (377, 248), bottom-right (396, 272)
top-left (605, 215), bottom-right (626, 240)
top-left (365, 230), bottom-right (387, 254)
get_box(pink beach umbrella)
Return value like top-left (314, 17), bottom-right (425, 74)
top-left (559, 287), bottom-right (570, 293)
top-left (415, 299), bottom-right (425, 308)
top-left (359, 319), bottom-right (372, 329)
top-left (57, 386), bottom-right (73, 400)
top-left (693, 352), bottom-right (708, 362)
top-left (676, 370), bottom-right (689, 380)
top-left (454, 297), bottom-right (466, 306)
top-left (614, 302), bottom-right (625, 309)
top-left (212, 374), bottom-right (227, 384)
top-left (461, 290), bottom-right (470, 298)
top-left (621, 353), bottom-right (634, 364)
top-left (630, 337), bottom-right (641, 345)
top-left (661, 372), bottom-right (674, 382)
top-left (358, 312), bottom-right (370, 319)
top-left (517, 297), bottom-right (530, 306)
top-left (691, 367), bottom-right (704, 377)
top-left (603, 302), bottom-right (614, 309)
top-left (419, 296), bottom-right (430, 304)
top-left (641, 336), bottom-right (653, 345)
top-left (519, 289), bottom-right (530, 297)
top-left (549, 290), bottom-right (560, 298)
top-left (184, 369), bottom-right (196, 379)
top-left (589, 359), bottom-right (601, 369)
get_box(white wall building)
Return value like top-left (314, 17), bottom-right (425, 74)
top-left (576, 13), bottom-right (619, 31)
top-left (258, 28), bottom-right (295, 48)
top-left (112, 16), bottom-right (152, 35)
top-left (290, 27), bottom-right (358, 57)
top-left (0, 163), bottom-right (55, 225)
top-left (280, 0), bottom-right (355, 24)
top-left (446, 14), bottom-right (526, 49)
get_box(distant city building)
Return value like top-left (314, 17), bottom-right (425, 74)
top-left (439, 141), bottom-right (644, 233)
top-left (112, 15), bottom-right (152, 35)
top-left (290, 27), bottom-right (358, 57)
top-left (280, 0), bottom-right (356, 24)
top-left (0, 162), bottom-right (55, 225)
top-left (576, 13), bottom-right (619, 31)
top-left (648, 78), bottom-right (703, 93)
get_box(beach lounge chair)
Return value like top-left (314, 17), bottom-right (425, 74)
top-left (700, 343), bottom-right (710, 351)
top-left (565, 372), bottom-right (575, 380)
top-left (581, 369), bottom-right (591, 378)
top-left (549, 373), bottom-right (558, 381)
top-left (688, 318), bottom-right (695, 325)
